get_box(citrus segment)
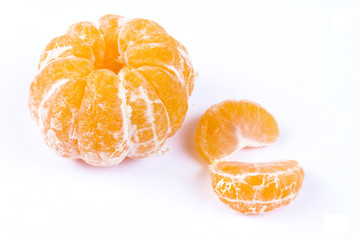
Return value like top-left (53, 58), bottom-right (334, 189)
top-left (177, 43), bottom-right (195, 96)
top-left (29, 57), bottom-right (93, 123)
top-left (39, 78), bottom-right (86, 159)
top-left (130, 34), bottom-right (194, 97)
top-left (195, 100), bottom-right (279, 163)
top-left (137, 66), bottom-right (188, 136)
top-left (38, 34), bottom-right (95, 70)
top-left (125, 42), bottom-right (187, 89)
top-left (99, 14), bottom-right (126, 73)
top-left (118, 19), bottom-right (194, 96)
top-left (66, 21), bottom-right (105, 68)
top-left (117, 18), bottom-right (166, 58)
top-left (210, 160), bottom-right (304, 214)
top-left (78, 69), bottom-right (130, 166)
top-left (118, 66), bottom-right (170, 158)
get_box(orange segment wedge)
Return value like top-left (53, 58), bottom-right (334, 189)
top-left (117, 18), bottom-right (167, 59)
top-left (195, 100), bottom-right (279, 163)
top-left (210, 160), bottom-right (305, 214)
top-left (137, 66), bottom-right (188, 136)
top-left (99, 14), bottom-right (126, 73)
top-left (29, 57), bottom-right (93, 123)
top-left (78, 69), bottom-right (130, 166)
top-left (66, 21), bottom-right (106, 68)
top-left (38, 77), bottom-right (87, 159)
top-left (118, 19), bottom-right (194, 97)
top-left (38, 34), bottom-right (95, 70)
top-left (118, 66), bottom-right (170, 158)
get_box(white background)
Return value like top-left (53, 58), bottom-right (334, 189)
top-left (0, 0), bottom-right (359, 239)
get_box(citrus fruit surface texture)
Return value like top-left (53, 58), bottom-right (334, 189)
top-left (28, 14), bottom-right (195, 166)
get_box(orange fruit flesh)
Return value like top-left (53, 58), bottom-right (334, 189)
top-left (66, 21), bottom-right (106, 68)
top-left (118, 19), bottom-right (194, 97)
top-left (77, 69), bottom-right (130, 166)
top-left (210, 160), bottom-right (305, 214)
top-left (29, 57), bottom-right (94, 123)
top-left (38, 34), bottom-right (95, 71)
top-left (118, 66), bottom-right (170, 159)
top-left (195, 100), bottom-right (304, 214)
top-left (137, 66), bottom-right (188, 136)
top-left (99, 14), bottom-right (126, 73)
top-left (29, 15), bottom-right (194, 166)
top-left (117, 18), bottom-right (167, 55)
top-left (195, 100), bottom-right (279, 163)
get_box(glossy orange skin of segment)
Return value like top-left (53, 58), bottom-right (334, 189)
top-left (195, 100), bottom-right (279, 163)
top-left (210, 160), bottom-right (305, 214)
top-left (28, 15), bottom-right (194, 166)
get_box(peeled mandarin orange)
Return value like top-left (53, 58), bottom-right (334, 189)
top-left (28, 15), bottom-right (194, 166)
top-left (210, 160), bottom-right (304, 214)
top-left (195, 100), bottom-right (279, 163)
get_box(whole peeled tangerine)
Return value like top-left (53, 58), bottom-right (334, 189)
top-left (28, 14), bottom-right (195, 166)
